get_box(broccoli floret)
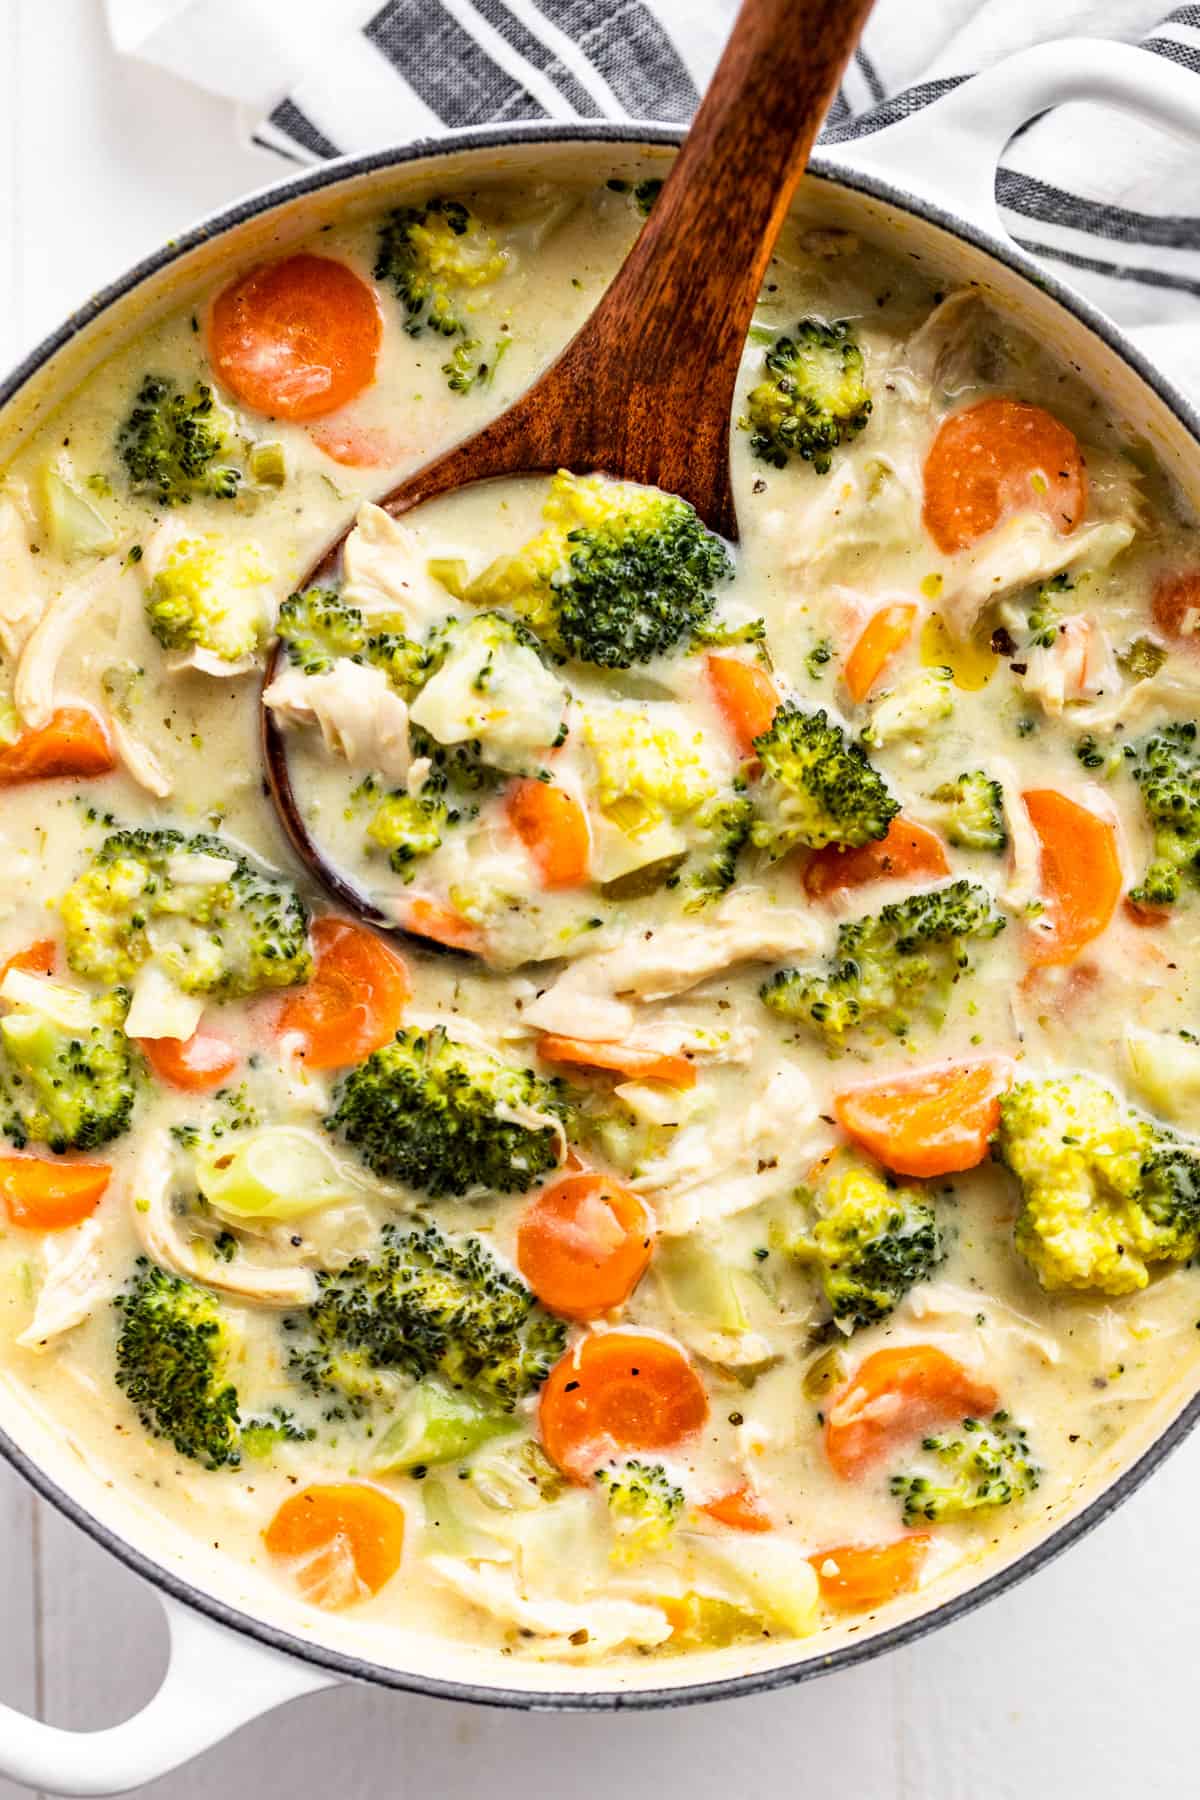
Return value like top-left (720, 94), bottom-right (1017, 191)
top-left (596, 1459), bottom-right (684, 1564)
top-left (761, 878), bottom-right (1005, 1043)
top-left (465, 471), bottom-right (732, 669)
top-left (116, 375), bottom-right (242, 508)
top-left (928, 771), bottom-right (1007, 853)
top-left (781, 1162), bottom-right (941, 1327)
top-left (995, 1072), bottom-right (1200, 1293)
top-left (327, 1026), bottom-right (564, 1198)
top-left (365, 791), bottom-right (448, 875)
top-left (1026, 573), bottom-right (1073, 648)
top-left (0, 986), bottom-right (136, 1153)
top-left (60, 828), bottom-right (311, 1000)
top-left (374, 198), bottom-right (508, 339)
top-left (687, 794), bottom-right (755, 907)
top-left (1127, 722), bottom-right (1200, 908)
top-left (585, 707), bottom-right (717, 837)
top-left (744, 321), bottom-right (872, 472)
top-left (275, 586), bottom-right (430, 694)
top-left (114, 1261), bottom-right (241, 1468)
top-left (890, 1412), bottom-right (1040, 1523)
top-left (286, 1222), bottom-right (566, 1411)
top-left (144, 534), bottom-right (273, 665)
top-left (751, 705), bottom-right (898, 859)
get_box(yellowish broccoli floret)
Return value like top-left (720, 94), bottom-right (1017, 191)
top-left (585, 708), bottom-right (716, 838)
top-left (144, 534), bottom-right (274, 664)
top-left (778, 1160), bottom-right (941, 1328)
top-left (374, 198), bottom-right (510, 338)
top-left (995, 1073), bottom-right (1200, 1294)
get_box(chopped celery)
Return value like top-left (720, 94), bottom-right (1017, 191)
top-left (427, 557), bottom-right (470, 598)
top-left (248, 442), bottom-right (287, 487)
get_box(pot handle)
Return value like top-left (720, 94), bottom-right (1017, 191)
top-left (0, 1592), bottom-right (334, 1796)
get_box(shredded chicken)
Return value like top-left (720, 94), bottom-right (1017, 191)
top-left (109, 714), bottom-right (172, 797)
top-left (16, 1218), bottom-right (114, 1350)
top-left (523, 890), bottom-right (829, 1040)
top-left (129, 1136), bottom-right (315, 1308)
top-left (939, 514), bottom-right (1136, 639)
top-left (425, 1557), bottom-right (671, 1658)
top-left (341, 501), bottom-right (449, 633)
top-left (15, 545), bottom-right (137, 729)
top-left (263, 658), bottom-right (411, 782)
top-left (906, 1281), bottom-right (1063, 1366)
top-left (0, 495), bottom-right (46, 659)
top-left (993, 758), bottom-right (1043, 913)
top-left (894, 288), bottom-right (985, 405)
top-left (1018, 615), bottom-right (1118, 715)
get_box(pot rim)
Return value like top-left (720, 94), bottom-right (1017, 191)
top-left (3, 116), bottom-right (1199, 1712)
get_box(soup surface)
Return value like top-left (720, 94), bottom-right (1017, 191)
top-left (1, 175), bottom-right (1199, 1668)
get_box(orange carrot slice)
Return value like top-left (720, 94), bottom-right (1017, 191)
top-left (139, 1031), bottom-right (240, 1093)
top-left (1023, 788), bottom-right (1121, 967)
top-left (0, 708), bottom-right (114, 787)
top-left (922, 398), bottom-right (1087, 554)
top-left (394, 896), bottom-right (482, 955)
top-left (699, 1483), bottom-right (773, 1533)
top-left (1151, 570), bottom-right (1200, 646)
top-left (537, 1033), bottom-right (696, 1088)
top-left (308, 421), bottom-right (403, 467)
top-left (0, 1156), bottom-right (111, 1229)
top-left (539, 1331), bottom-right (708, 1481)
top-left (706, 654), bottom-right (779, 757)
top-left (826, 1347), bottom-right (998, 1480)
top-left (809, 1536), bottom-right (931, 1611)
top-left (506, 779), bottom-right (590, 889)
top-left (264, 1484), bottom-right (406, 1609)
top-left (803, 815), bottom-right (949, 901)
top-left (833, 1058), bottom-right (1012, 1179)
top-left (279, 916), bottom-right (409, 1070)
top-left (0, 940), bottom-right (56, 982)
top-left (843, 602), bottom-right (917, 703)
top-left (517, 1172), bottom-right (654, 1320)
top-left (210, 254), bottom-right (382, 421)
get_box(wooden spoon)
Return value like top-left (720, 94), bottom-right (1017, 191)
top-left (263, 0), bottom-right (877, 939)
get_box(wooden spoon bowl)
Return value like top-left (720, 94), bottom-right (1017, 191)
top-left (262, 0), bottom-right (877, 947)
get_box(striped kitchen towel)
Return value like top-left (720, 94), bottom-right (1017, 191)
top-left (105, 0), bottom-right (1200, 330)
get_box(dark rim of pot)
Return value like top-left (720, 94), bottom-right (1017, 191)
top-left (2, 119), bottom-right (1198, 1714)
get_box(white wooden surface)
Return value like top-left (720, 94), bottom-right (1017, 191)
top-left (2, 4), bottom-right (1200, 1794)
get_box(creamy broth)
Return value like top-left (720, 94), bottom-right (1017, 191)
top-left (1, 175), bottom-right (1199, 1669)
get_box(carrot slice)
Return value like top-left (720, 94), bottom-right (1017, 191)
top-left (0, 1156), bottom-right (111, 1229)
top-left (264, 1484), bottom-right (405, 1609)
top-left (139, 1031), bottom-right (240, 1094)
top-left (699, 1483), bottom-right (773, 1533)
top-left (833, 1058), bottom-right (1012, 1180)
top-left (825, 1346), bottom-right (998, 1480)
top-left (706, 654), bottom-right (779, 757)
top-left (537, 1032), bottom-right (696, 1089)
top-left (803, 815), bottom-right (949, 901)
top-left (309, 421), bottom-right (403, 468)
top-left (1023, 788), bottom-right (1121, 967)
top-left (539, 1331), bottom-right (708, 1481)
top-left (209, 254), bottom-right (382, 422)
top-left (0, 940), bottom-right (56, 982)
top-left (394, 895), bottom-right (482, 955)
top-left (0, 708), bottom-right (114, 787)
top-left (279, 916), bottom-right (409, 1070)
top-left (506, 779), bottom-right (590, 889)
top-left (922, 398), bottom-right (1087, 554)
top-left (517, 1172), bottom-right (654, 1320)
top-left (809, 1536), bottom-right (931, 1611)
top-left (1151, 570), bottom-right (1200, 646)
top-left (843, 602), bottom-right (917, 703)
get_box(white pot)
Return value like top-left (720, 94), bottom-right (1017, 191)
top-left (2, 35), bottom-right (1200, 1795)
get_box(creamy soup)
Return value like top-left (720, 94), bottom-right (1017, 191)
top-left (1, 175), bottom-right (1199, 1668)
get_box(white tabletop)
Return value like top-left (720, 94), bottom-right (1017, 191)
top-left (1, 3), bottom-right (1197, 1794)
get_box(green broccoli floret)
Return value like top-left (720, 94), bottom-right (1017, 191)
top-left (928, 771), bottom-right (1007, 853)
top-left (116, 375), bottom-right (242, 508)
top-left (761, 878), bottom-right (1005, 1043)
top-left (465, 471), bottom-right (732, 668)
top-left (1026, 573), bottom-right (1073, 648)
top-left (596, 1459), bottom-right (684, 1564)
top-left (995, 1072), bottom-right (1200, 1293)
top-left (1127, 722), bottom-right (1200, 908)
top-left (327, 1026), bottom-right (564, 1198)
top-left (751, 705), bottom-right (898, 858)
top-left (890, 1412), bottom-right (1040, 1523)
top-left (114, 1260), bottom-right (241, 1468)
top-left (144, 533), bottom-right (274, 665)
top-left (687, 793), bottom-right (755, 907)
top-left (0, 986), bottom-right (136, 1153)
top-left (60, 828), bottom-right (311, 1000)
top-left (275, 586), bottom-right (430, 694)
top-left (286, 1222), bottom-right (566, 1412)
top-left (365, 792), bottom-right (448, 876)
top-left (374, 198), bottom-right (508, 339)
top-left (780, 1161), bottom-right (941, 1327)
top-left (744, 321), bottom-right (872, 472)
